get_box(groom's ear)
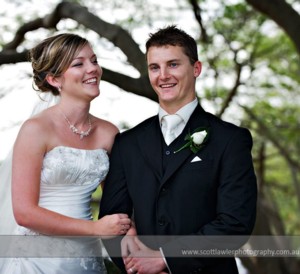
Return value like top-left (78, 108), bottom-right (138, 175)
top-left (193, 61), bottom-right (202, 77)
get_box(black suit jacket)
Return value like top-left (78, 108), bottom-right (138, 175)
top-left (100, 105), bottom-right (257, 274)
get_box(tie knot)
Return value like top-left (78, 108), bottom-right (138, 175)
top-left (163, 114), bottom-right (182, 130)
top-left (162, 114), bottom-right (182, 145)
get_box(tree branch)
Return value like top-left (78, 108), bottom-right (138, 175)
top-left (243, 106), bottom-right (300, 170)
top-left (0, 1), bottom-right (153, 100)
top-left (0, 50), bottom-right (28, 64)
top-left (217, 50), bottom-right (243, 118)
top-left (246, 0), bottom-right (300, 55)
top-left (102, 68), bottom-right (157, 101)
top-left (188, 0), bottom-right (209, 43)
top-left (56, 1), bottom-right (147, 75)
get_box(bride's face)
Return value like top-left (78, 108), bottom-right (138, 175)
top-left (59, 44), bottom-right (103, 101)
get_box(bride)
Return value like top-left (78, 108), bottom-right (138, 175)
top-left (0, 33), bottom-right (131, 273)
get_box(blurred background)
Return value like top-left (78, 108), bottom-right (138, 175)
top-left (0, 0), bottom-right (299, 273)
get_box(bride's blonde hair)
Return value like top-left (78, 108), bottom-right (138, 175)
top-left (29, 33), bottom-right (89, 95)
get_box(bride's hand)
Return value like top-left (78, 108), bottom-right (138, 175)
top-left (94, 213), bottom-right (131, 238)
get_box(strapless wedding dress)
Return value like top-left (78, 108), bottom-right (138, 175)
top-left (0, 146), bottom-right (109, 274)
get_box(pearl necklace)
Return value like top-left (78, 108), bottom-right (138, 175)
top-left (61, 111), bottom-right (92, 139)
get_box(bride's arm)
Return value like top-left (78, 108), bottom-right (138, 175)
top-left (12, 117), bottom-right (130, 237)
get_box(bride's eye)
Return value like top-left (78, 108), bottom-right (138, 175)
top-left (92, 58), bottom-right (98, 64)
top-left (72, 62), bottom-right (83, 67)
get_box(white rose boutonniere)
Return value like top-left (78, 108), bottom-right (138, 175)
top-left (174, 127), bottom-right (209, 154)
top-left (192, 131), bottom-right (207, 145)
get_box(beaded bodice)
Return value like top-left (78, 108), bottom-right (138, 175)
top-left (16, 146), bottom-right (109, 235)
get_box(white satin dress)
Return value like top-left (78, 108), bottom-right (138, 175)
top-left (0, 146), bottom-right (109, 274)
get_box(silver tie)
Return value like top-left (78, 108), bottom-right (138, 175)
top-left (162, 114), bottom-right (182, 145)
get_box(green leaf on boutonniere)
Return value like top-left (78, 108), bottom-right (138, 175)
top-left (174, 127), bottom-right (209, 154)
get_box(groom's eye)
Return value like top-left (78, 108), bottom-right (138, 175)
top-left (149, 65), bottom-right (159, 71)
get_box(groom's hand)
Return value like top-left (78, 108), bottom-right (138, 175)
top-left (123, 237), bottom-right (167, 274)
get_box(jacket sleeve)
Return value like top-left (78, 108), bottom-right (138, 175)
top-left (99, 134), bottom-right (133, 218)
top-left (99, 134), bottom-right (132, 273)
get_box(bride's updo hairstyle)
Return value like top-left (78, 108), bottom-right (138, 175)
top-left (29, 33), bottom-right (89, 95)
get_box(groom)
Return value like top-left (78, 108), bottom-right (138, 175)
top-left (99, 25), bottom-right (257, 274)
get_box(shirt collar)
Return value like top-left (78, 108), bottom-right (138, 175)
top-left (158, 98), bottom-right (198, 125)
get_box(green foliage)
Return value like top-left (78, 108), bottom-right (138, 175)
top-left (199, 0), bottom-right (300, 240)
top-left (91, 185), bottom-right (103, 220)
top-left (104, 258), bottom-right (122, 273)
top-left (249, 100), bottom-right (300, 235)
top-left (266, 151), bottom-right (300, 234)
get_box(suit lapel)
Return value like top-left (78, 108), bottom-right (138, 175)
top-left (137, 116), bottom-right (163, 180)
top-left (161, 104), bottom-right (210, 184)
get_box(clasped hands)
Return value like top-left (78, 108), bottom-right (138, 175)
top-left (121, 226), bottom-right (168, 274)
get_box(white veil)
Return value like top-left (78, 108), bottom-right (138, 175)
top-left (0, 92), bottom-right (59, 234)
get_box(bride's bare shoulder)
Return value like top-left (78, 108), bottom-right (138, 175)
top-left (92, 116), bottom-right (119, 135)
top-left (21, 108), bottom-right (54, 130)
top-left (16, 108), bottom-right (57, 147)
top-left (90, 116), bottom-right (119, 152)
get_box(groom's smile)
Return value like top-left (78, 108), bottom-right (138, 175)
top-left (147, 45), bottom-right (201, 113)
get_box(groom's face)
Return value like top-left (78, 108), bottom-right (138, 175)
top-left (147, 45), bottom-right (201, 112)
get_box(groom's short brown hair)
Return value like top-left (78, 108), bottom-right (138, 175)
top-left (145, 25), bottom-right (198, 65)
